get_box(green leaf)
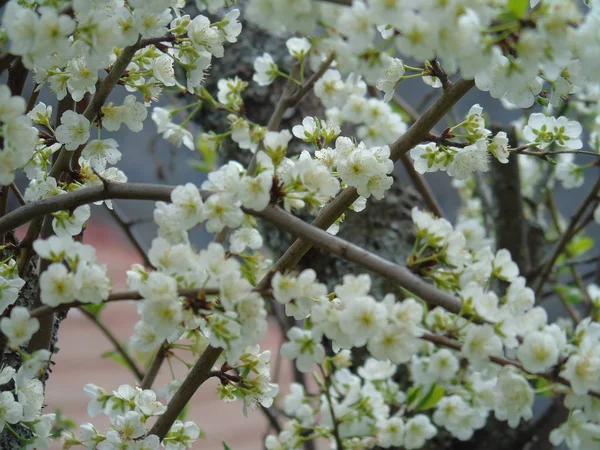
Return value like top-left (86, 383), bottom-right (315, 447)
top-left (508, 0), bottom-right (528, 18)
top-left (188, 159), bottom-right (215, 173)
top-left (177, 403), bottom-right (190, 421)
top-left (389, 101), bottom-right (412, 123)
top-left (567, 236), bottom-right (594, 256)
top-left (51, 408), bottom-right (76, 439)
top-left (101, 348), bottom-right (130, 370)
top-left (554, 284), bottom-right (582, 304)
top-left (535, 377), bottom-right (556, 397)
top-left (406, 386), bottom-right (421, 407)
top-left (223, 442), bottom-right (233, 450)
top-left (415, 384), bottom-right (445, 411)
top-left (82, 303), bottom-right (105, 318)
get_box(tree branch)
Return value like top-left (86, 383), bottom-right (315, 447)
top-left (140, 341), bottom-right (170, 390)
top-left (78, 307), bottom-right (144, 381)
top-left (489, 128), bottom-right (529, 273)
top-left (255, 79), bottom-right (474, 288)
top-left (29, 287), bottom-right (220, 319)
top-left (147, 346), bottom-right (223, 439)
top-left (9, 183), bottom-right (26, 206)
top-left (106, 203), bottom-right (152, 268)
top-left (532, 177), bottom-right (600, 296)
top-left (0, 181), bottom-right (464, 315)
top-left (16, 32), bottom-right (165, 272)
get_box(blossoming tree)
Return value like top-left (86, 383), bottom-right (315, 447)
top-left (0, 0), bottom-right (600, 448)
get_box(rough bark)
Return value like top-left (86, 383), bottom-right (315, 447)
top-left (0, 234), bottom-right (65, 448)
top-left (489, 128), bottom-right (529, 275)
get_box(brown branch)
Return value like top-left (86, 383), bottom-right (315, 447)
top-left (0, 182), bottom-right (172, 237)
top-left (532, 177), bottom-right (600, 296)
top-left (29, 287), bottom-right (220, 319)
top-left (0, 181), bottom-right (464, 314)
top-left (388, 93), bottom-right (445, 218)
top-left (106, 203), bottom-right (152, 268)
top-left (283, 54), bottom-right (335, 114)
top-left (0, 54), bottom-right (16, 75)
top-left (26, 84), bottom-right (40, 113)
top-left (266, 62), bottom-right (304, 133)
top-left (428, 59), bottom-right (451, 90)
top-left (320, 365), bottom-right (343, 449)
top-left (140, 341), bottom-right (170, 390)
top-left (9, 183), bottom-right (26, 206)
top-left (7, 57), bottom-right (28, 97)
top-left (489, 128), bottom-right (529, 273)
top-left (17, 32), bottom-right (163, 272)
top-left (400, 153), bottom-right (445, 218)
top-left (255, 79), bottom-right (475, 289)
top-left (147, 346), bottom-right (223, 439)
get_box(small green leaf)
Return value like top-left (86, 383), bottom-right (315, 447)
top-left (177, 403), bottom-right (190, 421)
top-left (83, 303), bottom-right (105, 318)
top-left (508, 0), bottom-right (529, 18)
top-left (389, 101), bottom-right (412, 123)
top-left (567, 236), bottom-right (594, 256)
top-left (554, 284), bottom-right (582, 304)
top-left (223, 442), bottom-right (233, 450)
top-left (188, 160), bottom-right (216, 173)
top-left (416, 384), bottom-right (445, 411)
top-left (535, 377), bottom-right (556, 397)
top-left (406, 386), bottom-right (421, 407)
top-left (101, 345), bottom-right (133, 371)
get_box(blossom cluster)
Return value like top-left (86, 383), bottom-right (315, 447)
top-left (61, 383), bottom-right (199, 450)
top-left (35, 236), bottom-right (111, 308)
top-left (264, 207), bottom-right (600, 448)
top-left (0, 351), bottom-right (55, 449)
top-left (248, 0), bottom-right (599, 109)
top-left (0, 0), bottom-right (599, 449)
top-left (0, 86), bottom-right (39, 186)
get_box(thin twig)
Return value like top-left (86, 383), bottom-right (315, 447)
top-left (78, 307), bottom-right (144, 381)
top-left (428, 59), bottom-right (451, 90)
top-left (546, 190), bottom-right (592, 312)
top-left (29, 287), bottom-right (220, 319)
top-left (388, 92), bottom-right (445, 218)
top-left (556, 254), bottom-right (600, 269)
top-left (533, 178), bottom-right (600, 296)
top-left (9, 183), bottom-right (26, 206)
top-left (148, 346), bottom-right (223, 439)
top-left (421, 332), bottom-right (600, 400)
top-left (26, 84), bottom-right (40, 113)
top-left (140, 341), bottom-right (170, 390)
top-left (107, 203), bottom-right (152, 267)
top-left (284, 54), bottom-right (335, 113)
top-left (266, 62), bottom-right (303, 132)
top-left (320, 365), bottom-right (343, 449)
